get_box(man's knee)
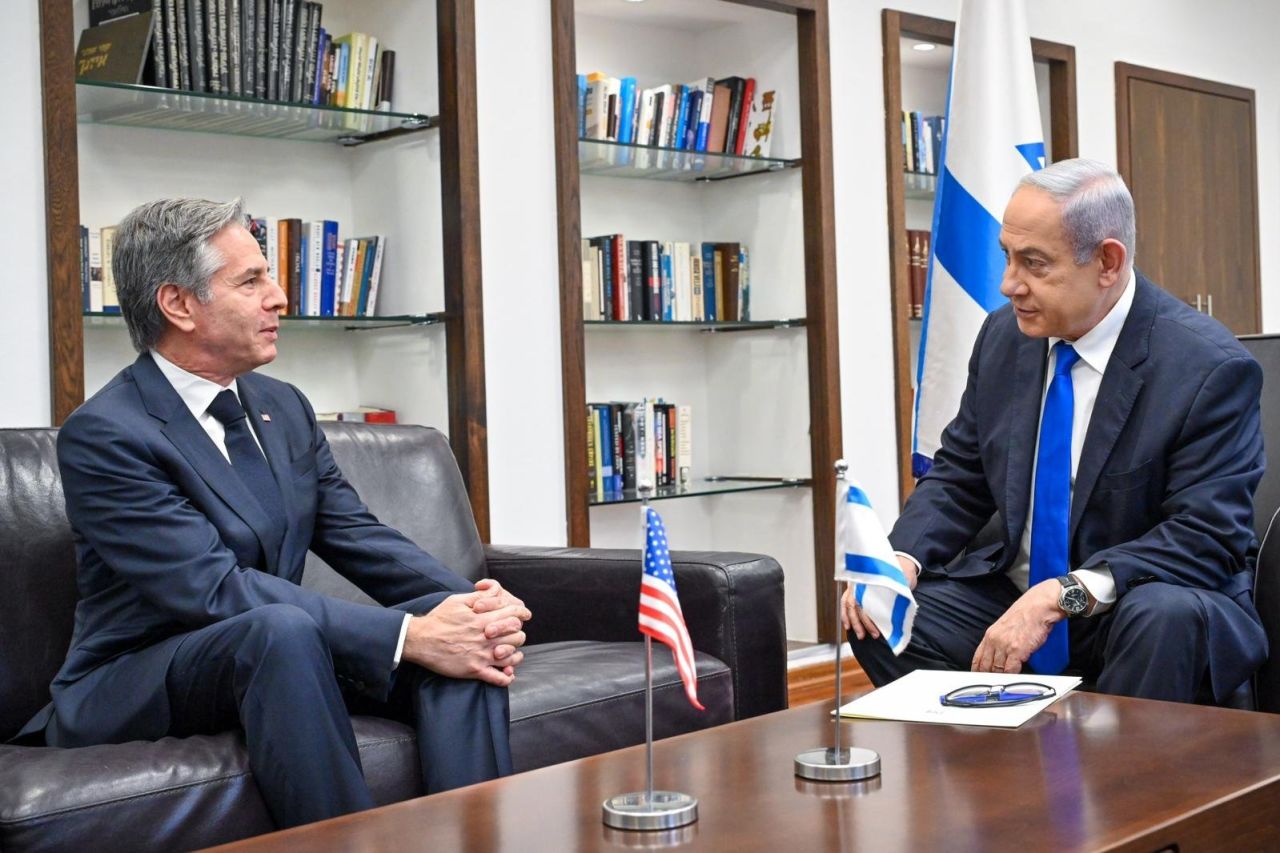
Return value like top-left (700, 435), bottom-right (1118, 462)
top-left (1110, 583), bottom-right (1208, 646)
top-left (237, 604), bottom-right (328, 660)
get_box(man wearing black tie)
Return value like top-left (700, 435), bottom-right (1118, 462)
top-left (844, 159), bottom-right (1266, 703)
top-left (17, 198), bottom-right (530, 828)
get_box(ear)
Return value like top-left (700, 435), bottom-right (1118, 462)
top-left (156, 283), bottom-right (198, 333)
top-left (1097, 238), bottom-right (1127, 288)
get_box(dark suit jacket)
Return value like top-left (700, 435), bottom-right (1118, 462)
top-left (23, 352), bottom-right (473, 745)
top-left (890, 274), bottom-right (1267, 698)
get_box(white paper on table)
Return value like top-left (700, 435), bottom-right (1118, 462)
top-left (837, 669), bottom-right (1082, 728)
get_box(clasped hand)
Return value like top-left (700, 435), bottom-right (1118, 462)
top-left (401, 578), bottom-right (532, 687)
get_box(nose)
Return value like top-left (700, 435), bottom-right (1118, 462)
top-left (265, 277), bottom-right (287, 312)
top-left (999, 266), bottom-right (1025, 298)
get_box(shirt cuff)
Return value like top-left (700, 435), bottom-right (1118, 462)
top-left (392, 613), bottom-right (412, 668)
top-left (894, 551), bottom-right (922, 574)
top-left (1071, 566), bottom-right (1117, 616)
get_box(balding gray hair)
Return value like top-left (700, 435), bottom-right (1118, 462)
top-left (1018, 158), bottom-right (1136, 271)
top-left (113, 198), bottom-right (245, 353)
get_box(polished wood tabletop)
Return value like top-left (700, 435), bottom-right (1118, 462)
top-left (209, 694), bottom-right (1280, 852)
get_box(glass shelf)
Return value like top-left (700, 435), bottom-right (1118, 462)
top-left (904, 171), bottom-right (938, 199)
top-left (76, 80), bottom-right (436, 145)
top-left (579, 138), bottom-right (800, 182)
top-left (83, 312), bottom-right (445, 330)
top-left (584, 318), bottom-right (806, 332)
top-left (588, 476), bottom-right (811, 507)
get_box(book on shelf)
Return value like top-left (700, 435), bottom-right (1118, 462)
top-left (78, 0), bottom-right (398, 112)
top-left (577, 69), bottom-right (777, 159)
top-left (906, 228), bottom-right (930, 319)
top-left (902, 110), bottom-right (945, 175)
top-left (583, 236), bottom-right (750, 323)
top-left (315, 406), bottom-right (397, 423)
top-left (588, 399), bottom-right (691, 499)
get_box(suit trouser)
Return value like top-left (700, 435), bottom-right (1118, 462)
top-left (847, 572), bottom-right (1214, 703)
top-left (165, 595), bottom-right (513, 829)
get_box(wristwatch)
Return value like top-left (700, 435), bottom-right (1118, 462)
top-left (1056, 574), bottom-right (1090, 617)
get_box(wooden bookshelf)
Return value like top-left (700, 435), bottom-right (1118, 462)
top-left (37, 0), bottom-right (492, 538)
top-left (551, 0), bottom-right (844, 639)
top-left (881, 9), bottom-right (1079, 504)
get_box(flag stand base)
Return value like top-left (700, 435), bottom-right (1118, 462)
top-left (794, 747), bottom-right (881, 783)
top-left (602, 791), bottom-right (698, 831)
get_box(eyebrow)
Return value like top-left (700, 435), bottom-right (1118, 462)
top-left (234, 264), bottom-right (268, 280)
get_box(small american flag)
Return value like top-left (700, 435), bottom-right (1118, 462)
top-left (638, 506), bottom-right (703, 710)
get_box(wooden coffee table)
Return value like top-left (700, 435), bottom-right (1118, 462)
top-left (209, 693), bottom-right (1280, 852)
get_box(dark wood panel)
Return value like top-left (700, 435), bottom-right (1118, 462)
top-left (437, 0), bottom-right (491, 541)
top-left (881, 10), bottom-right (1078, 504)
top-left (39, 0), bottom-right (83, 425)
top-left (550, 0), bottom-right (590, 547)
top-left (1116, 63), bottom-right (1260, 335)
top-left (209, 695), bottom-right (1280, 853)
top-left (797, 1), bottom-right (843, 640)
top-left (786, 655), bottom-right (871, 707)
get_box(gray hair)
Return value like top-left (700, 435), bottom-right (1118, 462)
top-left (113, 197), bottom-right (245, 353)
top-left (1018, 158), bottom-right (1136, 270)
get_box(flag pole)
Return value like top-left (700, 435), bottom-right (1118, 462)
top-left (794, 460), bottom-right (882, 784)
top-left (603, 480), bottom-right (698, 831)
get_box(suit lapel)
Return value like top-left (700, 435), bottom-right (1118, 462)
top-left (1005, 335), bottom-right (1048, 548)
top-left (1069, 277), bottom-right (1155, 541)
top-left (133, 354), bottom-right (284, 574)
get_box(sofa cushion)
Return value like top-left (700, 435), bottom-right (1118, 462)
top-left (0, 716), bottom-right (419, 853)
top-left (510, 641), bottom-right (733, 771)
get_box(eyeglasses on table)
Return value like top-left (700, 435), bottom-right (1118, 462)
top-left (939, 682), bottom-right (1057, 708)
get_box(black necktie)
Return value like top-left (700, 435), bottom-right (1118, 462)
top-left (207, 389), bottom-right (285, 523)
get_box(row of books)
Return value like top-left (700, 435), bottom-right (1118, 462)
top-left (90, 0), bottom-right (395, 110)
top-left (582, 237), bottom-right (750, 323)
top-left (316, 406), bottom-right (397, 423)
top-left (588, 399), bottom-right (691, 500)
top-left (903, 110), bottom-right (945, 175)
top-left (906, 228), bottom-right (931, 320)
top-left (578, 73), bottom-right (777, 159)
top-left (79, 226), bottom-right (121, 313)
top-left (246, 218), bottom-right (386, 318)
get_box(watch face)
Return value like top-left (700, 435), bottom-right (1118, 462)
top-left (1061, 586), bottom-right (1089, 615)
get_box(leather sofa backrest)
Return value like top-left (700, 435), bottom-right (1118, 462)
top-left (301, 424), bottom-right (486, 603)
top-left (0, 429), bottom-right (78, 740)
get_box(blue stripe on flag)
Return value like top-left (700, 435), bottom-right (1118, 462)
top-left (886, 592), bottom-right (911, 651)
top-left (1016, 141), bottom-right (1046, 171)
top-left (845, 485), bottom-right (873, 508)
top-left (844, 554), bottom-right (910, 590)
top-left (932, 168), bottom-right (1009, 314)
top-left (855, 583), bottom-right (866, 606)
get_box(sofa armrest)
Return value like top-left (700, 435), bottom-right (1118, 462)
top-left (485, 545), bottom-right (787, 720)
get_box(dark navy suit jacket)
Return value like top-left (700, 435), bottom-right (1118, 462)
top-left (890, 274), bottom-right (1267, 699)
top-left (22, 352), bottom-right (473, 745)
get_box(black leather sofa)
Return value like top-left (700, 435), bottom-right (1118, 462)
top-left (0, 424), bottom-right (787, 851)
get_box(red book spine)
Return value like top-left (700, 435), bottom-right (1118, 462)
top-left (734, 78), bottom-right (755, 155)
top-left (612, 233), bottom-right (627, 320)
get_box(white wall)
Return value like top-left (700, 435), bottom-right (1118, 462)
top-left (8, 0), bottom-right (1280, 563)
top-left (1, 2), bottom-right (51, 427)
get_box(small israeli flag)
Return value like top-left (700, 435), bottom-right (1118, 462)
top-left (836, 480), bottom-right (917, 656)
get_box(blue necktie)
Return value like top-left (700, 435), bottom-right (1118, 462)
top-left (208, 389), bottom-right (285, 524)
top-left (1028, 342), bottom-right (1080, 675)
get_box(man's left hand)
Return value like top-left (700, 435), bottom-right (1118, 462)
top-left (470, 579), bottom-right (531, 676)
top-left (971, 580), bottom-right (1064, 674)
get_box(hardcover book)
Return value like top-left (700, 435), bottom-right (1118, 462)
top-left (76, 12), bottom-right (155, 84)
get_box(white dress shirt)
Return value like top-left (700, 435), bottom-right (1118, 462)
top-left (150, 350), bottom-right (413, 665)
top-left (900, 271), bottom-right (1135, 615)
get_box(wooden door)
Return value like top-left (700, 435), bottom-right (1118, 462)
top-left (1116, 63), bottom-right (1261, 334)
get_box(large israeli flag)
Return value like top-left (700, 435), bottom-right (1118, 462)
top-left (913, 0), bottom-right (1045, 477)
top-left (836, 479), bottom-right (916, 656)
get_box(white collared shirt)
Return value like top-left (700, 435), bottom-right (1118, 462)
top-left (149, 350), bottom-right (413, 665)
top-left (150, 349), bottom-right (263, 462)
top-left (1007, 270), bottom-right (1137, 612)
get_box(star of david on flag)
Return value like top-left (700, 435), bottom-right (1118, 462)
top-left (638, 505), bottom-right (703, 710)
top-left (836, 480), bottom-right (917, 656)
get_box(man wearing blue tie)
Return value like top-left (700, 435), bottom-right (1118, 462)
top-left (18, 198), bottom-right (531, 829)
top-left (844, 159), bottom-right (1267, 703)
